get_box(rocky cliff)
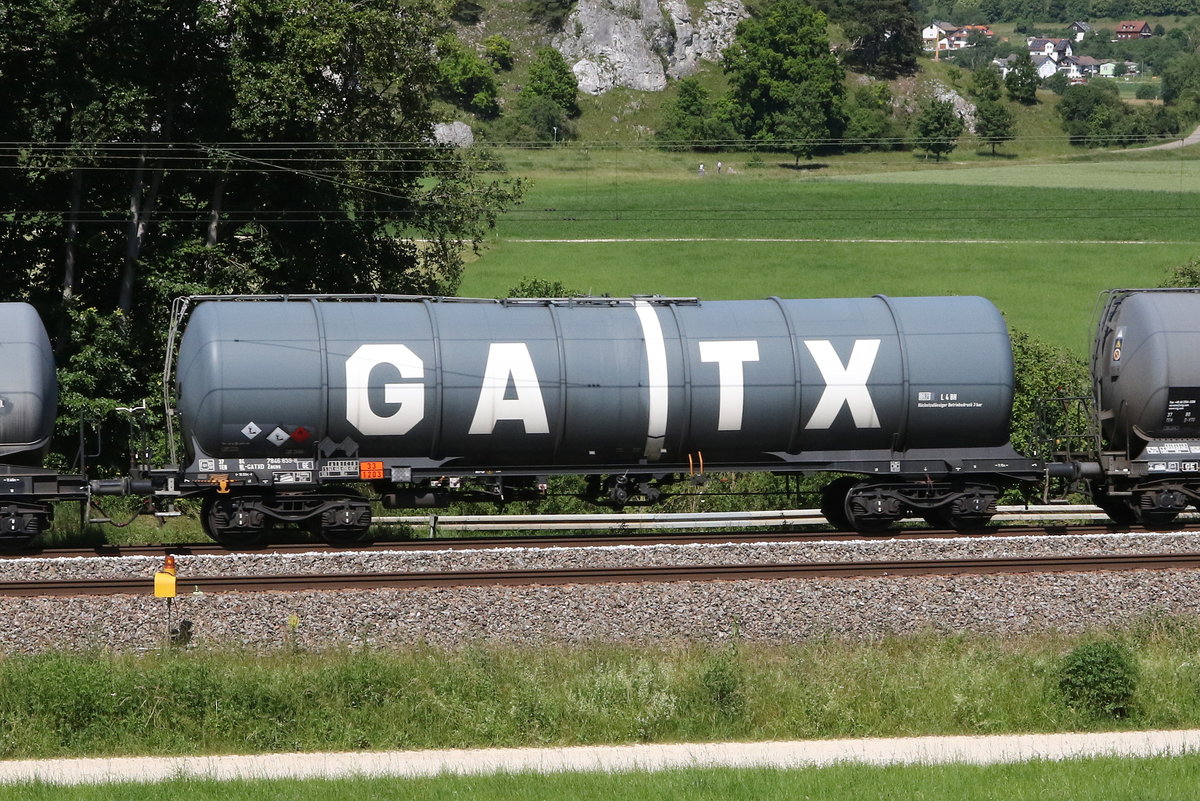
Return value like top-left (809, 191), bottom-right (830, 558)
top-left (553, 0), bottom-right (747, 95)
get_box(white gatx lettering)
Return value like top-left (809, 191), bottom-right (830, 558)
top-left (468, 343), bottom-right (550, 435)
top-left (699, 340), bottom-right (760, 431)
top-left (803, 339), bottom-right (881, 429)
top-left (345, 344), bottom-right (425, 436)
top-left (635, 301), bottom-right (669, 460)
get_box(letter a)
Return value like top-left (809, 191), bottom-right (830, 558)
top-left (469, 343), bottom-right (551, 435)
top-left (803, 339), bottom-right (881, 429)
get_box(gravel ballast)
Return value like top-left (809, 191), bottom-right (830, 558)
top-left (0, 532), bottom-right (1198, 654)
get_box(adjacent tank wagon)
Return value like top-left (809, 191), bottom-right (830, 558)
top-left (1066, 288), bottom-right (1200, 527)
top-left (168, 294), bottom-right (1042, 544)
top-left (0, 303), bottom-right (89, 539)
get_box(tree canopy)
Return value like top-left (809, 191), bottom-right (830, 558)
top-left (0, 0), bottom-right (523, 468)
top-left (828, 0), bottom-right (922, 78)
top-left (912, 97), bottom-right (965, 160)
top-left (723, 0), bottom-right (845, 153)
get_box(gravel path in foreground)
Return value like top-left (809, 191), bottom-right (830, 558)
top-left (2, 730), bottom-right (1199, 785)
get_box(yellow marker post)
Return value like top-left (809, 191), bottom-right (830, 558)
top-left (154, 571), bottom-right (177, 598)
top-left (154, 555), bottom-right (179, 647)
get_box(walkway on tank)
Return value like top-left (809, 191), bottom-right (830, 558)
top-left (2, 730), bottom-right (1199, 785)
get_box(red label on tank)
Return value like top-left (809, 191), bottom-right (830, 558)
top-left (291, 426), bottom-right (311, 443)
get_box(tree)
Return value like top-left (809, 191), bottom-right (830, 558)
top-left (842, 83), bottom-right (904, 151)
top-left (0, 0), bottom-right (524, 471)
top-left (833, 0), bottom-right (922, 78)
top-left (1042, 71), bottom-right (1069, 95)
top-left (970, 65), bottom-right (1004, 103)
top-left (913, 97), bottom-right (965, 160)
top-left (1005, 52), bottom-right (1040, 103)
top-left (1058, 81), bottom-right (1125, 144)
top-left (1162, 52), bottom-right (1200, 119)
top-left (522, 46), bottom-right (579, 117)
top-left (436, 34), bottom-right (500, 117)
top-left (483, 35), bottom-right (514, 71)
top-left (722, 0), bottom-right (845, 152)
top-left (655, 77), bottom-right (736, 151)
top-left (490, 94), bottom-right (575, 144)
top-left (974, 99), bottom-right (1016, 154)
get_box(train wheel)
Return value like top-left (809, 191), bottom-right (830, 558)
top-left (924, 490), bottom-right (997, 532)
top-left (201, 494), bottom-right (271, 549)
top-left (1134, 489), bottom-right (1186, 530)
top-left (923, 507), bottom-right (993, 532)
top-left (844, 483), bottom-right (904, 533)
top-left (820, 477), bottom-right (857, 530)
top-left (1091, 486), bottom-right (1137, 526)
top-left (312, 492), bottom-right (373, 546)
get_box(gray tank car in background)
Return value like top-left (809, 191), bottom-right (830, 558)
top-left (169, 294), bottom-right (1042, 545)
top-left (0, 303), bottom-right (87, 540)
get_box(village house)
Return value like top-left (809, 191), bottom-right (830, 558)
top-left (1114, 20), bottom-right (1152, 39)
top-left (1067, 21), bottom-right (1091, 41)
top-left (921, 21), bottom-right (993, 51)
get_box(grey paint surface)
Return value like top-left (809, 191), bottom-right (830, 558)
top-left (0, 303), bottom-right (56, 458)
top-left (176, 296), bottom-right (1016, 468)
top-left (1094, 290), bottom-right (1200, 449)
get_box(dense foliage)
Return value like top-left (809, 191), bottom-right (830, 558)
top-left (1056, 640), bottom-right (1140, 718)
top-left (522, 46), bottom-right (580, 118)
top-left (655, 78), bottom-right (738, 151)
top-left (0, 0), bottom-right (523, 470)
top-left (723, 0), bottom-right (846, 160)
top-left (821, 0), bottom-right (922, 78)
top-left (918, 0), bottom-right (1200, 23)
top-left (1058, 80), bottom-right (1181, 145)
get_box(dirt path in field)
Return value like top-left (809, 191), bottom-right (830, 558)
top-left (3, 730), bottom-right (1199, 785)
top-left (1142, 124), bottom-right (1200, 150)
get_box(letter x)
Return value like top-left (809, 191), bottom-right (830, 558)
top-left (803, 339), bottom-right (881, 429)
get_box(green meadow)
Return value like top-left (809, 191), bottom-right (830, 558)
top-left (462, 147), bottom-right (1200, 353)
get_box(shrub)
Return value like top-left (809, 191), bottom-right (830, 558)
top-left (1136, 83), bottom-right (1159, 100)
top-left (1055, 640), bottom-right (1139, 718)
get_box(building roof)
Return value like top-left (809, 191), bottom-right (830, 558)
top-left (1116, 20), bottom-right (1150, 32)
top-left (1069, 21), bottom-right (1091, 31)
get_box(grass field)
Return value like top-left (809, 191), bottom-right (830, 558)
top-left (460, 146), bottom-right (1200, 352)
top-left (4, 627), bottom-right (1199, 760)
top-left (6, 756), bottom-right (1200, 800)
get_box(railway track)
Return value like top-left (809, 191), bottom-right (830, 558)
top-left (6, 552), bottom-right (1200, 597)
top-left (2, 523), bottom-right (1144, 560)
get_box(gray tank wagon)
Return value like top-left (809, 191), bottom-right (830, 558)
top-left (1058, 288), bottom-right (1200, 527)
top-left (0, 303), bottom-right (88, 540)
top-left (166, 294), bottom-right (1043, 545)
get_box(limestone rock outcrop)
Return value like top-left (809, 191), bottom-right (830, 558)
top-left (554, 0), bottom-right (747, 95)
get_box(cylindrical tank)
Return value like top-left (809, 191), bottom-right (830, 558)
top-left (0, 303), bottom-right (58, 460)
top-left (176, 295), bottom-right (1016, 466)
top-left (1093, 289), bottom-right (1200, 451)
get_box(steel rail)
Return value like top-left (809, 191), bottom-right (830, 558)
top-left (3, 523), bottom-right (1160, 561)
top-left (6, 552), bottom-right (1200, 597)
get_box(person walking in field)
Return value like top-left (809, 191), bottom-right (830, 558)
top-left (698, 163), bottom-right (704, 176)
